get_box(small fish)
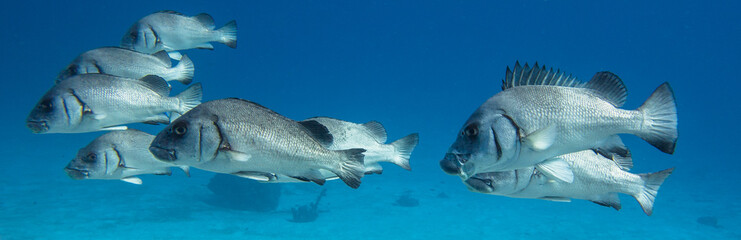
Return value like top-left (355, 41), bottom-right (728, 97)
top-left (465, 146), bottom-right (674, 216)
top-left (26, 74), bottom-right (202, 133)
top-left (148, 98), bottom-right (367, 189)
top-left (121, 10), bottom-right (237, 57)
top-left (56, 47), bottom-right (194, 84)
top-left (64, 129), bottom-right (190, 184)
top-left (305, 117), bottom-right (418, 172)
top-left (444, 62), bottom-right (678, 182)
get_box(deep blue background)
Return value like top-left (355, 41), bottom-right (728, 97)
top-left (1, 0), bottom-right (739, 238)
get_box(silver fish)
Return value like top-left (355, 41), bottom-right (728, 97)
top-left (465, 148), bottom-right (674, 216)
top-left (56, 47), bottom-right (194, 84)
top-left (26, 74), bottom-right (202, 133)
top-left (64, 129), bottom-right (190, 184)
top-left (248, 117), bottom-right (419, 183)
top-left (443, 62), bottom-right (678, 182)
top-left (148, 98), bottom-right (367, 189)
top-left (121, 10), bottom-right (237, 55)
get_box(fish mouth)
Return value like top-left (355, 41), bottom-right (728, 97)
top-left (439, 153), bottom-right (469, 176)
top-left (149, 145), bottom-right (177, 162)
top-left (464, 176), bottom-right (494, 193)
top-left (26, 120), bottom-right (49, 133)
top-left (64, 167), bottom-right (89, 180)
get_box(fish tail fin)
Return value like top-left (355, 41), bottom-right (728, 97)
top-left (172, 54), bottom-right (195, 85)
top-left (389, 133), bottom-right (419, 170)
top-left (634, 167), bottom-right (674, 216)
top-left (636, 82), bottom-right (678, 154)
top-left (218, 20), bottom-right (237, 48)
top-left (330, 148), bottom-right (366, 189)
top-left (174, 83), bottom-right (203, 114)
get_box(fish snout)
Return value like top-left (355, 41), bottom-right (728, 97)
top-left (149, 145), bottom-right (177, 162)
top-left (64, 166), bottom-right (88, 180)
top-left (440, 153), bottom-right (470, 175)
top-left (465, 177), bottom-right (494, 193)
top-left (26, 120), bottom-right (49, 133)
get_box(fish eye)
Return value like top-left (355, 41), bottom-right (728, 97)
top-left (83, 152), bottom-right (97, 163)
top-left (38, 99), bottom-right (53, 111)
top-left (484, 179), bottom-right (493, 187)
top-left (462, 124), bottom-right (478, 137)
top-left (171, 122), bottom-right (188, 136)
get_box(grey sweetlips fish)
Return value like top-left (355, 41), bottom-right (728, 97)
top-left (56, 47), bottom-right (195, 85)
top-left (121, 10), bottom-right (237, 58)
top-left (443, 62), bottom-right (678, 183)
top-left (148, 98), bottom-right (367, 189)
top-left (26, 74), bottom-right (202, 133)
top-left (64, 129), bottom-right (190, 184)
top-left (465, 139), bottom-right (673, 216)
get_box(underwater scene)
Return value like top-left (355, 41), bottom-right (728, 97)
top-left (1, 0), bottom-right (739, 239)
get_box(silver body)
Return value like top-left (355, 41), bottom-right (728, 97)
top-left (56, 47), bottom-right (191, 83)
top-left (148, 98), bottom-right (365, 188)
top-left (26, 74), bottom-right (201, 133)
top-left (64, 130), bottom-right (179, 183)
top-left (468, 150), bottom-right (644, 202)
top-left (121, 11), bottom-right (236, 54)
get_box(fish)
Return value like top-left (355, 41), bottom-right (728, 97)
top-left (56, 47), bottom-right (195, 85)
top-left (240, 117), bottom-right (419, 183)
top-left (304, 117), bottom-right (419, 172)
top-left (443, 62), bottom-right (678, 182)
top-left (121, 10), bottom-right (237, 58)
top-left (148, 98), bottom-right (367, 189)
top-left (464, 146), bottom-right (674, 216)
top-left (26, 74), bottom-right (202, 133)
top-left (64, 129), bottom-right (190, 184)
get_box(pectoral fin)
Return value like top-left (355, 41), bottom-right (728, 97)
top-left (536, 157), bottom-right (574, 183)
top-left (222, 150), bottom-right (251, 162)
top-left (539, 196), bottom-right (571, 202)
top-left (523, 125), bottom-right (557, 151)
top-left (121, 177), bottom-right (143, 185)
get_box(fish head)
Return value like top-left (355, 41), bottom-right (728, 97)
top-left (465, 169), bottom-right (532, 195)
top-left (26, 88), bottom-right (86, 133)
top-left (444, 110), bottom-right (521, 178)
top-left (55, 63), bottom-right (79, 83)
top-left (65, 142), bottom-right (120, 180)
top-left (150, 108), bottom-right (220, 166)
top-left (121, 22), bottom-right (160, 53)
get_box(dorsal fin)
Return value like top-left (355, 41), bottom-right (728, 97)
top-left (193, 13), bottom-right (215, 29)
top-left (151, 50), bottom-right (172, 67)
top-left (298, 120), bottom-right (334, 148)
top-left (502, 62), bottom-right (582, 90)
top-left (157, 10), bottom-right (185, 16)
top-left (362, 121), bottom-right (387, 143)
top-left (138, 75), bottom-right (170, 96)
top-left (584, 71), bottom-right (628, 107)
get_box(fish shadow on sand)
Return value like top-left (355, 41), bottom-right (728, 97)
top-left (697, 216), bottom-right (722, 228)
top-left (288, 189), bottom-right (327, 223)
top-left (204, 174), bottom-right (282, 212)
top-left (393, 190), bottom-right (419, 207)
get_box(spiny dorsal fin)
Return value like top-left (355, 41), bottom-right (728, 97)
top-left (193, 13), bottom-right (215, 29)
top-left (584, 71), bottom-right (628, 107)
top-left (157, 10), bottom-right (185, 16)
top-left (298, 120), bottom-right (334, 148)
top-left (138, 75), bottom-right (171, 97)
top-left (362, 121), bottom-right (387, 143)
top-left (151, 50), bottom-right (172, 67)
top-left (502, 62), bottom-right (582, 90)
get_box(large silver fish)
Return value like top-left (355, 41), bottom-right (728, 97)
top-left (442, 62), bottom-right (678, 182)
top-left (465, 148), bottom-right (674, 216)
top-left (64, 129), bottom-right (190, 184)
top-left (148, 98), bottom-right (367, 189)
top-left (121, 11), bottom-right (237, 56)
top-left (56, 47), bottom-right (194, 84)
top-left (26, 74), bottom-right (202, 133)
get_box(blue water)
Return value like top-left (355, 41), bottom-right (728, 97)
top-left (1, 1), bottom-right (739, 239)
